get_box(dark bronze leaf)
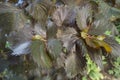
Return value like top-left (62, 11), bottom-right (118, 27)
top-left (87, 47), bottom-right (104, 69)
top-left (52, 5), bottom-right (76, 27)
top-left (76, 5), bottom-right (92, 30)
top-left (29, 1), bottom-right (51, 27)
top-left (65, 50), bottom-right (82, 78)
top-left (88, 18), bottom-right (118, 36)
top-left (104, 37), bottom-right (120, 57)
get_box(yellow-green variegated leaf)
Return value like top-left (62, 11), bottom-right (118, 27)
top-left (97, 40), bottom-right (112, 53)
top-left (31, 40), bottom-right (52, 68)
top-left (85, 37), bottom-right (112, 53)
top-left (104, 37), bottom-right (120, 57)
top-left (91, 38), bottom-right (112, 53)
top-left (85, 37), bottom-right (100, 49)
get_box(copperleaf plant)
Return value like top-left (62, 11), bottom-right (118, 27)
top-left (1, 0), bottom-right (120, 79)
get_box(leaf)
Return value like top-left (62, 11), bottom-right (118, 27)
top-left (87, 47), bottom-right (103, 69)
top-left (52, 5), bottom-right (75, 27)
top-left (76, 5), bottom-right (92, 30)
top-left (62, 36), bottom-right (76, 54)
top-left (85, 36), bottom-right (112, 53)
top-left (52, 5), bottom-right (69, 26)
top-left (88, 18), bottom-right (118, 36)
top-left (65, 52), bottom-right (81, 78)
top-left (104, 30), bottom-right (111, 36)
top-left (47, 21), bottom-right (57, 39)
top-left (87, 1), bottom-right (119, 36)
top-left (29, 1), bottom-right (51, 26)
top-left (96, 0), bottom-right (120, 20)
top-left (31, 40), bottom-right (52, 68)
top-left (47, 39), bottom-right (62, 59)
top-left (96, 40), bottom-right (112, 53)
top-left (85, 37), bottom-right (100, 49)
top-left (82, 76), bottom-right (87, 80)
top-left (76, 39), bottom-right (88, 56)
top-left (104, 37), bottom-right (120, 57)
top-left (32, 35), bottom-right (46, 41)
top-left (115, 37), bottom-right (120, 44)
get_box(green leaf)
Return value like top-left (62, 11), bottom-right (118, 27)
top-left (115, 37), bottom-right (120, 44)
top-left (47, 22), bottom-right (57, 39)
top-left (31, 40), bottom-right (52, 68)
top-left (47, 39), bottom-right (62, 59)
top-left (5, 41), bottom-right (11, 48)
top-left (82, 76), bottom-right (87, 80)
top-left (104, 31), bottom-right (111, 36)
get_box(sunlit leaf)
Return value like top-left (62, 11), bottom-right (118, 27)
top-left (81, 31), bottom-right (88, 39)
top-left (85, 37), bottom-right (112, 53)
top-left (115, 37), bottom-right (120, 44)
top-left (32, 35), bottom-right (46, 41)
top-left (96, 35), bottom-right (106, 41)
top-left (104, 30), bottom-right (111, 36)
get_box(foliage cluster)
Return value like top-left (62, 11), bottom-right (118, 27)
top-left (0, 0), bottom-right (120, 80)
